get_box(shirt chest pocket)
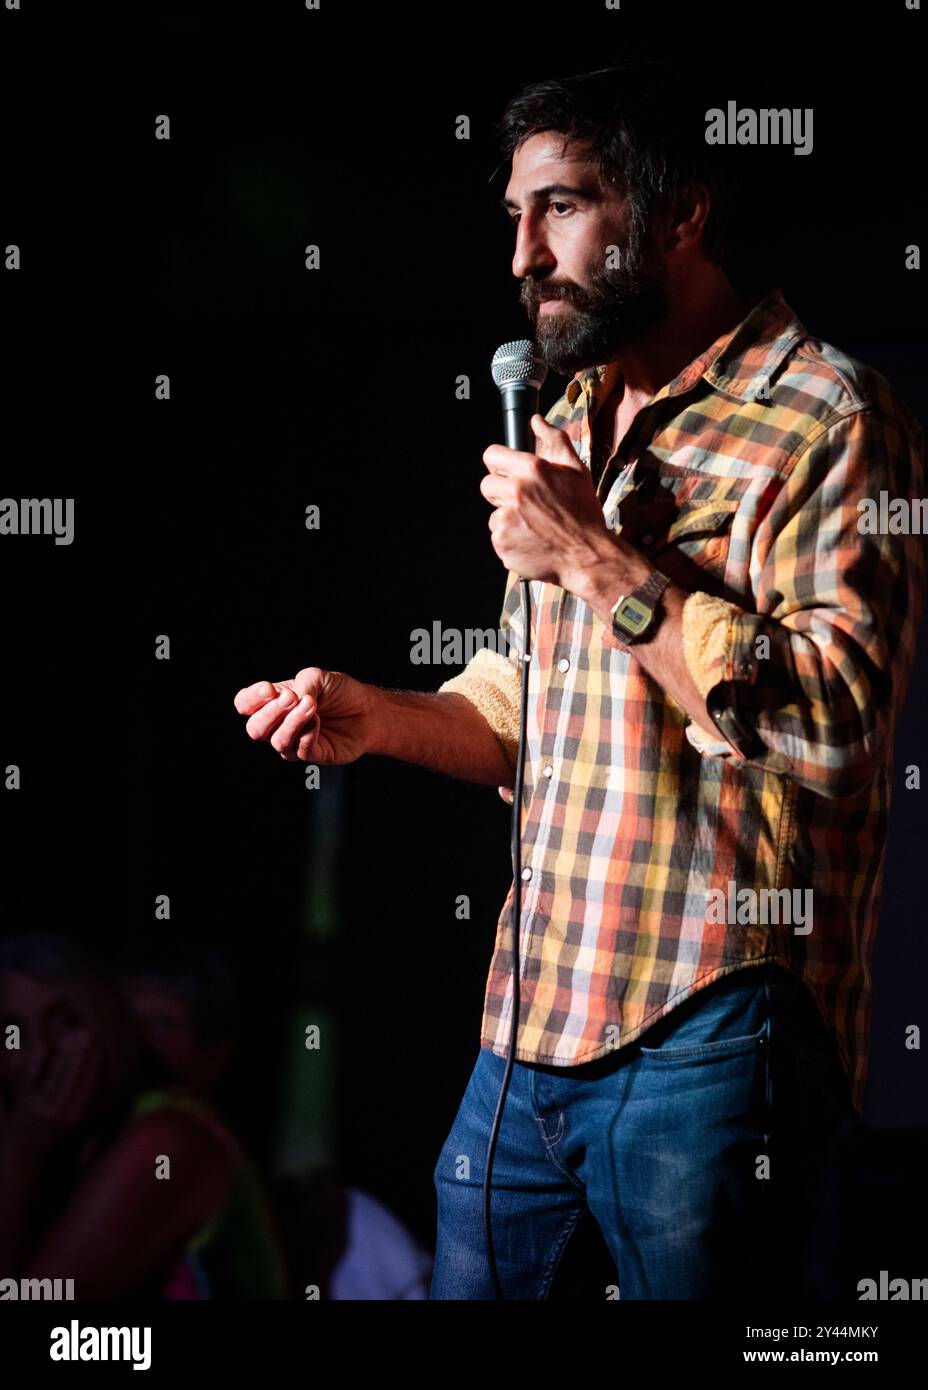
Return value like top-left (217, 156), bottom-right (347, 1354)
top-left (652, 498), bottom-right (740, 577)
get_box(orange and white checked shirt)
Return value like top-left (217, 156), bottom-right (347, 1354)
top-left (439, 288), bottom-right (925, 1115)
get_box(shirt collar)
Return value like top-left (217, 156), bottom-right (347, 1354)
top-left (563, 287), bottom-right (806, 414)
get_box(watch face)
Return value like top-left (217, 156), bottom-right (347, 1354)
top-left (613, 595), bottom-right (652, 636)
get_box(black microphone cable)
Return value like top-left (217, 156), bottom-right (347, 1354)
top-left (482, 339), bottom-right (547, 1300)
top-left (482, 576), bottom-right (532, 1302)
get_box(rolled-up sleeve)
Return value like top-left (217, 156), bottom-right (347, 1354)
top-left (680, 407), bottom-right (926, 797)
top-left (437, 569), bottom-right (524, 773)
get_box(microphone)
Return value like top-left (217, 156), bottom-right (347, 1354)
top-left (482, 339), bottom-right (548, 1300)
top-left (491, 339), bottom-right (549, 453)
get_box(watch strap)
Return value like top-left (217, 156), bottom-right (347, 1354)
top-left (635, 569), bottom-right (672, 608)
top-left (611, 569), bottom-right (671, 643)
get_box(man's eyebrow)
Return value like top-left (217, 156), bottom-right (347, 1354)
top-left (500, 183), bottom-right (597, 212)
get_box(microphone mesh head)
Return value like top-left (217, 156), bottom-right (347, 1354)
top-left (491, 339), bottom-right (549, 392)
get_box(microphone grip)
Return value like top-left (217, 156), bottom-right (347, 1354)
top-left (498, 383), bottom-right (539, 640)
top-left (500, 383), bottom-right (540, 453)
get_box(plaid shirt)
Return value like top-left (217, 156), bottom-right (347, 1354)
top-left (439, 288), bottom-right (925, 1116)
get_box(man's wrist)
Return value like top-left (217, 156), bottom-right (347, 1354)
top-left (565, 533), bottom-right (654, 622)
top-left (363, 684), bottom-right (394, 757)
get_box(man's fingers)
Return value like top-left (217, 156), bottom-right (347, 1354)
top-left (236, 675), bottom-right (324, 755)
top-left (244, 684), bottom-right (302, 742)
top-left (530, 414), bottom-right (586, 470)
top-left (479, 473), bottom-right (517, 506)
top-left (296, 728), bottom-right (320, 762)
top-left (234, 679), bottom-right (286, 715)
top-left (270, 695), bottom-right (319, 760)
top-left (482, 444), bottom-right (536, 477)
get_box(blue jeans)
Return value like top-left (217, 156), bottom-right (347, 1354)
top-left (430, 963), bottom-right (855, 1299)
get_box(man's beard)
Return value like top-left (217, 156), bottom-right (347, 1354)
top-left (520, 224), bottom-right (669, 376)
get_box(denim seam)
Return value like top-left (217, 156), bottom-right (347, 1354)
top-left (538, 1206), bottom-right (586, 1299)
top-left (536, 1108), bottom-right (565, 1148)
top-left (638, 1031), bottom-right (766, 1060)
top-left (762, 977), bottom-right (773, 1146)
top-left (529, 1070), bottom-right (584, 1190)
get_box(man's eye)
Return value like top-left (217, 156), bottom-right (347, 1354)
top-left (507, 202), bottom-right (573, 227)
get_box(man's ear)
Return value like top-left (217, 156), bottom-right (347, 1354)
top-left (664, 181), bottom-right (712, 255)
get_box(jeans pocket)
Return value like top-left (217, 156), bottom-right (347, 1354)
top-left (638, 1021), bottom-right (767, 1064)
top-left (636, 969), bottom-right (773, 1063)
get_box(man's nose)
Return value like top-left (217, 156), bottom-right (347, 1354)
top-left (511, 216), bottom-right (556, 281)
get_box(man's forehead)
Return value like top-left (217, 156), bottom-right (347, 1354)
top-left (505, 133), bottom-right (600, 196)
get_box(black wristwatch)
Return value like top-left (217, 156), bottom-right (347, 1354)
top-left (610, 570), bottom-right (671, 645)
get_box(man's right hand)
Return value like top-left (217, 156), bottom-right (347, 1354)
top-left (233, 668), bottom-right (377, 764)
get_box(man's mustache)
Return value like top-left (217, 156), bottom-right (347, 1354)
top-left (521, 283), bottom-right (577, 310)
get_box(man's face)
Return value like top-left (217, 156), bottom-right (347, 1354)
top-left (502, 132), bottom-right (670, 375)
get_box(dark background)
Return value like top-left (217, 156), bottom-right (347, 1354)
top-left (2, 0), bottom-right (925, 1275)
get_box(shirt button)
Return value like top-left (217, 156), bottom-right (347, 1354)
top-left (641, 533), bottom-right (654, 546)
top-left (557, 657), bottom-right (570, 673)
top-left (542, 764), bottom-right (553, 778)
top-left (520, 867), bottom-right (532, 882)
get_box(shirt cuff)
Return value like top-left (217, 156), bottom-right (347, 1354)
top-left (437, 646), bottom-right (522, 770)
top-left (681, 590), bottom-right (765, 760)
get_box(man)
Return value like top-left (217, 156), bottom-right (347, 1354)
top-left (233, 62), bottom-right (925, 1298)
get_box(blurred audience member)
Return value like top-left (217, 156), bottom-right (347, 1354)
top-left (274, 1169), bottom-right (432, 1299)
top-left (0, 932), bottom-right (286, 1299)
top-left (113, 942), bottom-right (238, 1105)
